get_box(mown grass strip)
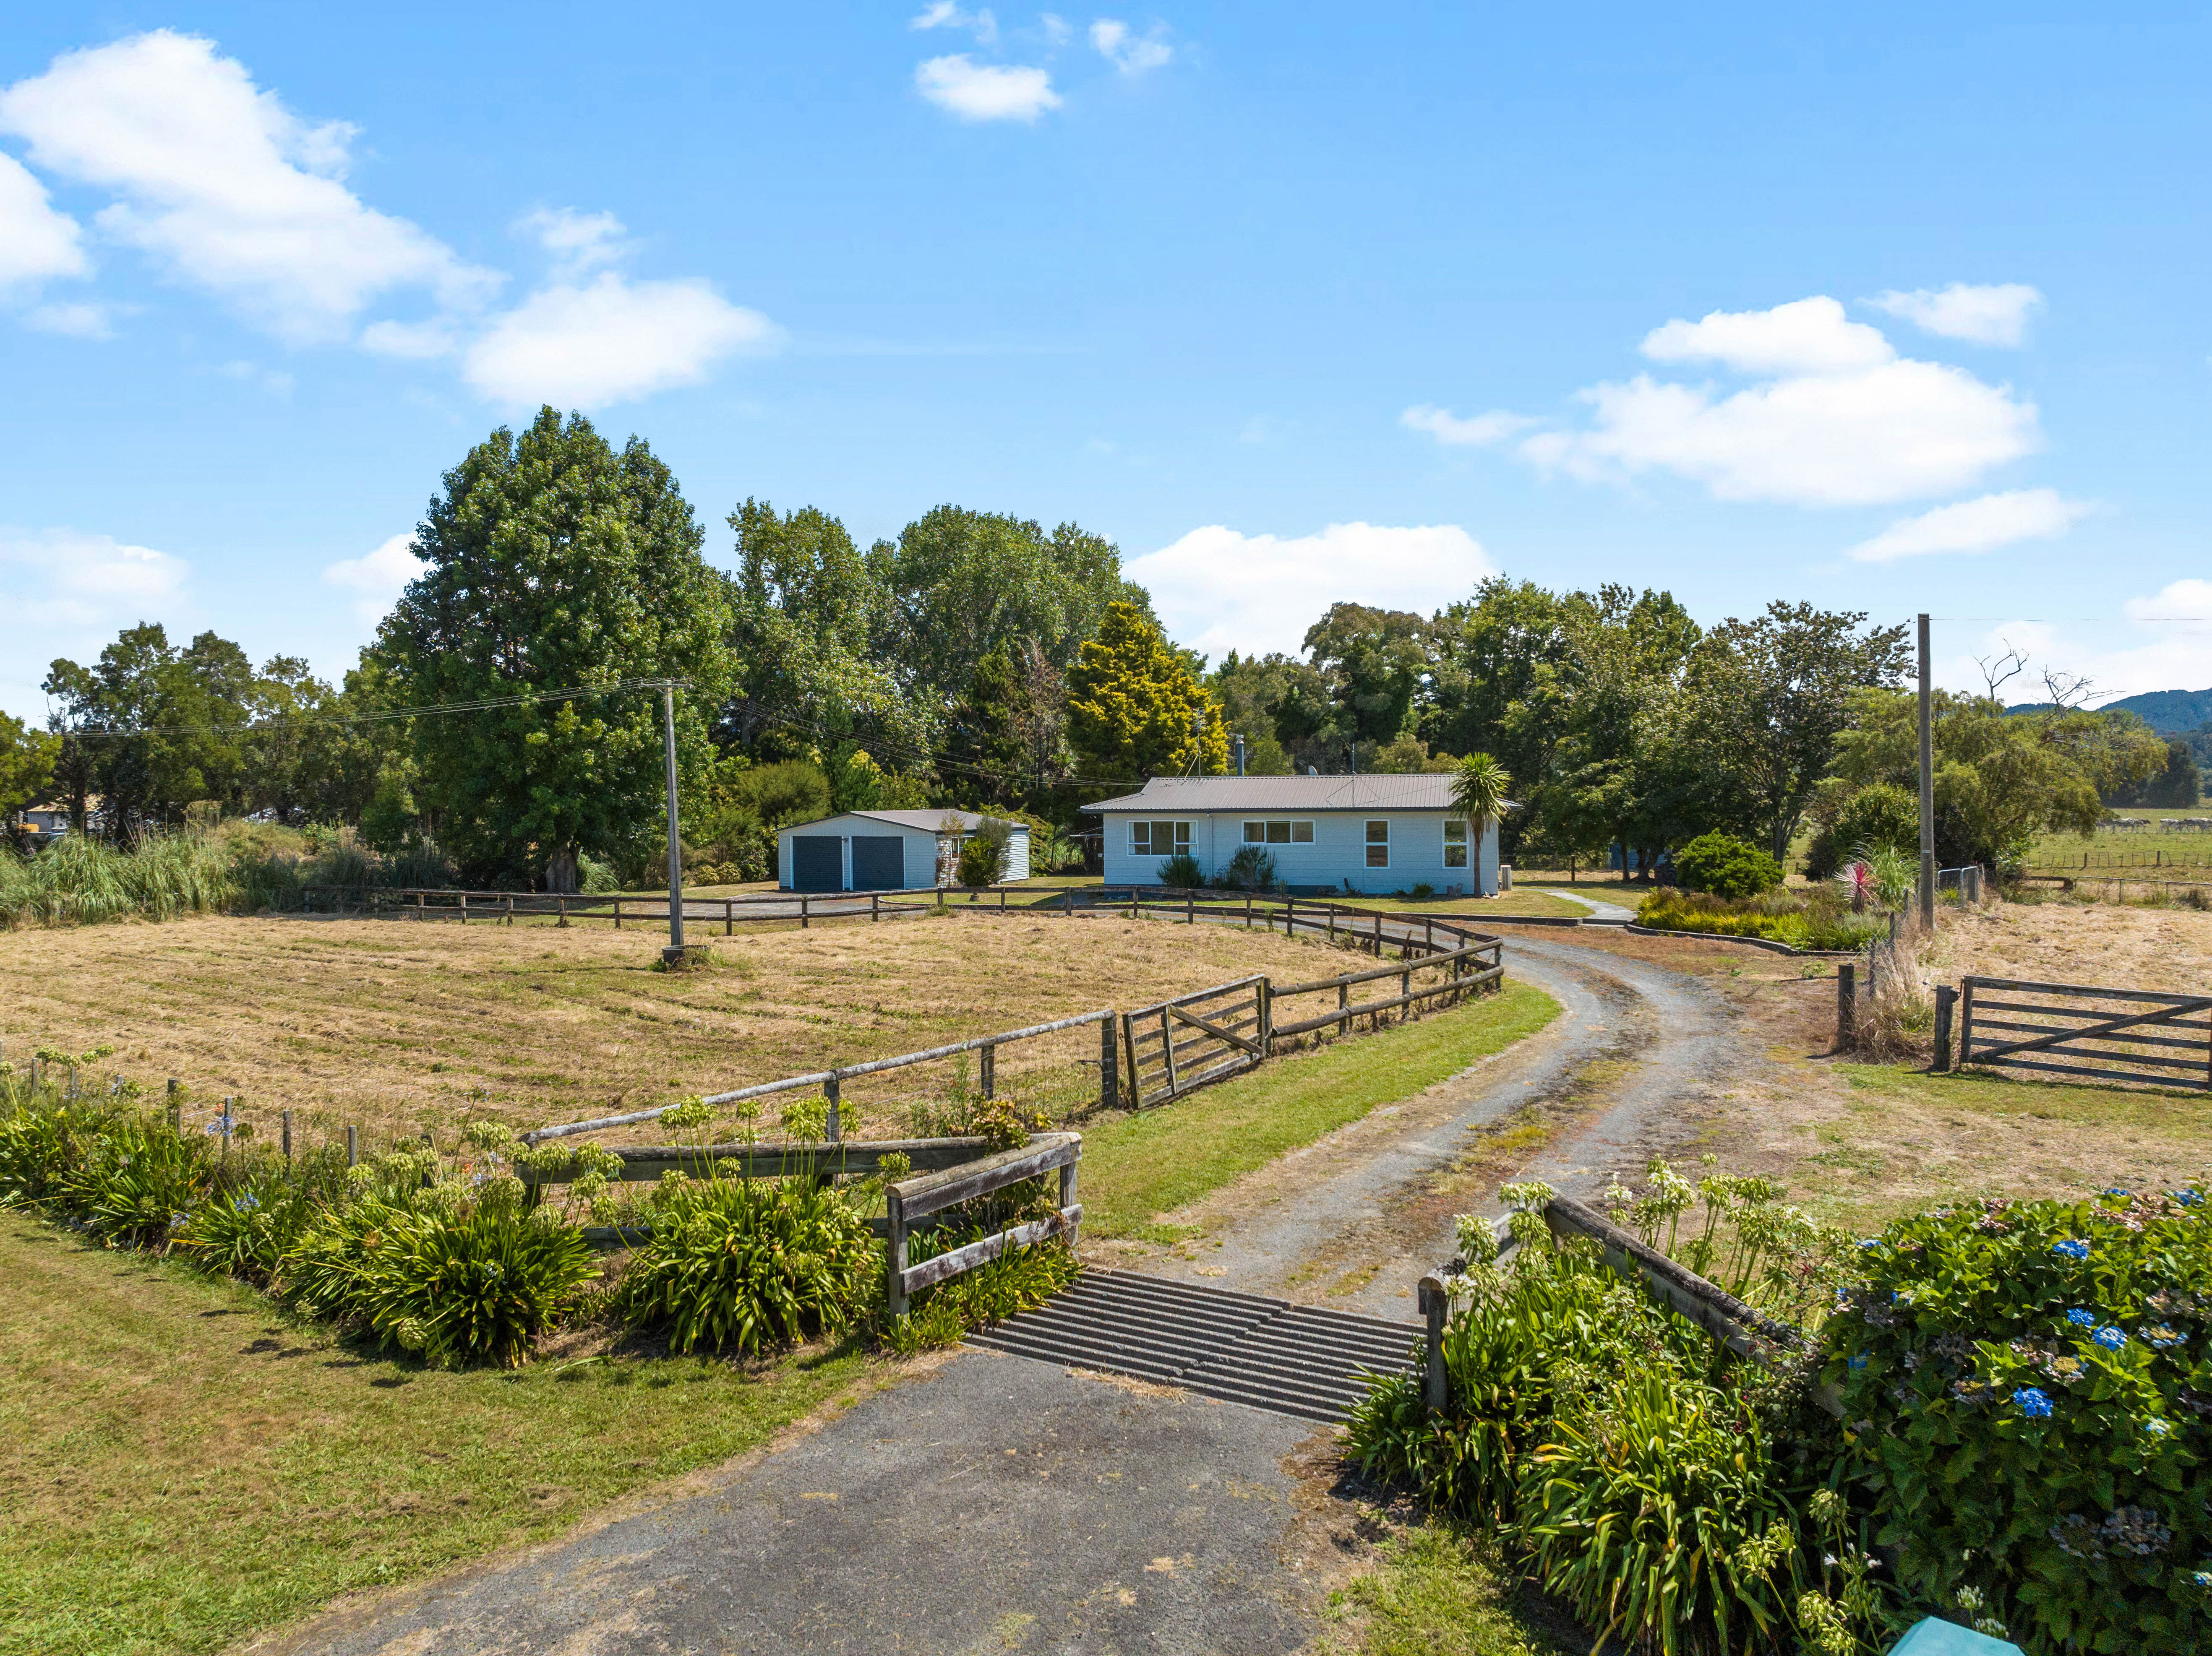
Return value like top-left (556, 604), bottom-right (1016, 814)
top-left (1081, 981), bottom-right (1559, 1239)
top-left (1834, 1060), bottom-right (2212, 1136)
top-left (0, 1215), bottom-right (876, 1656)
top-left (1327, 1524), bottom-right (1572, 1655)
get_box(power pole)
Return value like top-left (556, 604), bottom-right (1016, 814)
top-left (661, 683), bottom-right (689, 964)
top-left (1917, 613), bottom-right (1936, 928)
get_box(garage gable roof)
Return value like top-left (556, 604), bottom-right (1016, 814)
top-left (783, 809), bottom-right (1028, 835)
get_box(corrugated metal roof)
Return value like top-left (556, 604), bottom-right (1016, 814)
top-left (1083, 775), bottom-right (1476, 812)
top-left (784, 808), bottom-right (1029, 834)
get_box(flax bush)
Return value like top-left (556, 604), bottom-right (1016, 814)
top-left (1346, 1168), bottom-right (1880, 1656)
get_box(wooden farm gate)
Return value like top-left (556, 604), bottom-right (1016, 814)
top-left (1960, 975), bottom-right (2212, 1091)
top-left (1121, 975), bottom-right (1269, 1109)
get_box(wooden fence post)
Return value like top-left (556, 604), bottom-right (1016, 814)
top-left (613, 898), bottom-right (622, 930)
top-left (824, 1075), bottom-right (841, 1142)
top-left (1060, 1156), bottom-right (1080, 1248)
top-left (346, 1125), bottom-right (359, 1167)
top-left (1836, 963), bottom-right (1856, 1049)
top-left (1063, 888), bottom-right (1073, 918)
top-left (1400, 963), bottom-right (1411, 1020)
top-left (1958, 977), bottom-right (1976, 1067)
top-left (801, 893), bottom-right (811, 930)
top-left (557, 895), bottom-right (569, 928)
top-left (1099, 1015), bottom-right (1119, 1110)
top-left (282, 1109), bottom-right (292, 1165)
top-left (417, 892), bottom-right (425, 922)
top-left (459, 893), bottom-right (468, 925)
top-left (1338, 978), bottom-right (1351, 1038)
top-left (1421, 1276), bottom-right (1449, 1413)
top-left (1328, 909), bottom-right (1337, 945)
top-left (1373, 913), bottom-right (1383, 956)
top-left (1933, 985), bottom-right (1957, 1072)
top-left (979, 1043), bottom-right (996, 1099)
top-left (725, 900), bottom-right (733, 936)
top-left (1121, 1014), bottom-right (1140, 1109)
top-left (874, 893), bottom-right (882, 923)
top-left (1187, 892), bottom-right (1195, 924)
top-left (886, 1187), bottom-right (910, 1320)
top-left (1161, 1008), bottom-right (1179, 1097)
top-left (505, 895), bottom-right (515, 927)
top-left (1259, 978), bottom-right (1273, 1055)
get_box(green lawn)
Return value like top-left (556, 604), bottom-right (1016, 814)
top-left (0, 1216), bottom-right (879, 1656)
top-left (1080, 981), bottom-right (1560, 1239)
top-left (1328, 1526), bottom-right (1575, 1656)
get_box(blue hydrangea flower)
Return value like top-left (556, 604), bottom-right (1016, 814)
top-left (237, 1192), bottom-right (259, 1211)
top-left (1849, 1354), bottom-right (1868, 1370)
top-left (2147, 1418), bottom-right (2174, 1437)
top-left (1859, 1237), bottom-right (1883, 1251)
top-left (2174, 1190), bottom-right (2205, 1208)
top-left (2095, 1326), bottom-right (2129, 1351)
top-left (2194, 1568), bottom-right (2212, 1590)
top-left (2106, 1187), bottom-right (2132, 1197)
top-left (2052, 1238), bottom-right (2091, 1261)
top-left (2067, 1308), bottom-right (2097, 1327)
top-left (2015, 1387), bottom-right (2055, 1419)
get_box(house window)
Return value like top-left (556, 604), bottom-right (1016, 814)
top-left (1443, 818), bottom-right (1469, 868)
top-left (1365, 819), bottom-right (1389, 868)
top-left (1130, 820), bottom-right (1191, 858)
top-left (1242, 820), bottom-right (1314, 845)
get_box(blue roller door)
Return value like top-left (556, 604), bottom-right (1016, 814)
top-left (850, 836), bottom-right (905, 891)
top-left (789, 835), bottom-right (843, 892)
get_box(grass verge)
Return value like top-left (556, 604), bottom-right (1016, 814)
top-left (1327, 1524), bottom-right (1571, 1655)
top-left (1788, 1062), bottom-right (2212, 1230)
top-left (0, 1212), bottom-right (876, 1656)
top-left (1080, 982), bottom-right (1560, 1239)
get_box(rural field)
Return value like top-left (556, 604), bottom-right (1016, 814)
top-left (0, 906), bottom-right (1393, 1151)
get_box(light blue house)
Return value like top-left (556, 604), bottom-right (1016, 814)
top-left (1085, 776), bottom-right (1503, 896)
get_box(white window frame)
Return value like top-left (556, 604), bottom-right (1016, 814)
top-left (1130, 819), bottom-right (1192, 858)
top-left (1241, 819), bottom-right (1314, 846)
top-left (1442, 817), bottom-right (1469, 869)
top-left (1364, 818), bottom-right (1390, 869)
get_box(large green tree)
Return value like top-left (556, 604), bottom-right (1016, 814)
top-left (0, 711), bottom-right (59, 831)
top-left (874, 507), bottom-right (1150, 713)
top-left (1301, 603), bottom-right (1435, 747)
top-left (42, 624), bottom-right (257, 840)
top-left (1066, 602), bottom-right (1229, 783)
top-left (724, 498), bottom-right (928, 763)
top-left (378, 408), bottom-right (736, 891)
top-left (1677, 601), bottom-right (1912, 861)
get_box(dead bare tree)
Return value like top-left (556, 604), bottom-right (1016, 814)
top-left (2040, 665), bottom-right (2108, 712)
top-left (1974, 641), bottom-right (2029, 703)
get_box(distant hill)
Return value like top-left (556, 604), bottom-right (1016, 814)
top-left (2006, 687), bottom-right (2212, 732)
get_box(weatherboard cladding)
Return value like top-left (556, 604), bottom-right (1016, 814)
top-left (1085, 776), bottom-right (1500, 895)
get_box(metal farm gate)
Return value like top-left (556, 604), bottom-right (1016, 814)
top-left (1961, 974), bottom-right (2212, 1090)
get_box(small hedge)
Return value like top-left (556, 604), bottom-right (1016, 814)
top-left (1830, 1187), bottom-right (2212, 1653)
top-left (1636, 888), bottom-right (1883, 952)
top-left (1673, 831), bottom-right (1784, 898)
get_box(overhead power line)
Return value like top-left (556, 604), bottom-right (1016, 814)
top-left (50, 677), bottom-right (692, 741)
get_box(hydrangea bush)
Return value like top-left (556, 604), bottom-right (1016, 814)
top-left (1826, 1186), bottom-right (2212, 1652)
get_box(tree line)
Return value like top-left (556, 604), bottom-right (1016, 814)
top-left (3, 405), bottom-right (2179, 890)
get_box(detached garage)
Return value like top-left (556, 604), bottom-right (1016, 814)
top-left (775, 810), bottom-right (1032, 893)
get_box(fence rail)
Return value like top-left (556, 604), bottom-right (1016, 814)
top-left (886, 1131), bottom-right (1081, 1317)
top-left (1959, 974), bottom-right (2212, 1091)
top-left (300, 885), bottom-right (936, 932)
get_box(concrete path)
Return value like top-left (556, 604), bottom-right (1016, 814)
top-left (1520, 886), bottom-right (1638, 923)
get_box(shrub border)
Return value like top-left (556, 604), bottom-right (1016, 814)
top-left (1622, 921), bottom-right (1860, 958)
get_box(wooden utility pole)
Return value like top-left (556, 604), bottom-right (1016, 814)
top-left (1917, 614), bottom-right (1936, 928)
top-left (661, 683), bottom-right (689, 965)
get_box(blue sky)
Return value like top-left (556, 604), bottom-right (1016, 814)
top-left (3, 5), bottom-right (2207, 721)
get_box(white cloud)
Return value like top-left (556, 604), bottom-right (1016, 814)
top-left (359, 317), bottom-right (461, 360)
top-left (463, 272), bottom-right (775, 407)
top-left (518, 206), bottom-right (629, 279)
top-left (1871, 283), bottom-right (2042, 347)
top-left (912, 2), bottom-right (998, 42)
top-left (1641, 296), bottom-right (1892, 375)
top-left (2125, 580), bottom-right (2212, 622)
top-left (0, 30), bottom-right (498, 343)
top-left (1846, 488), bottom-right (2090, 563)
top-left (1502, 296), bottom-right (2041, 507)
top-left (26, 300), bottom-right (114, 338)
top-left (323, 531), bottom-right (417, 628)
top-left (1091, 19), bottom-right (1173, 73)
top-left (1041, 14), bottom-right (1072, 44)
top-left (1401, 404), bottom-right (1537, 447)
top-left (1127, 522), bottom-right (1495, 662)
top-left (916, 55), bottom-right (1060, 121)
top-left (0, 528), bottom-right (198, 719)
top-left (0, 149), bottom-right (88, 290)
